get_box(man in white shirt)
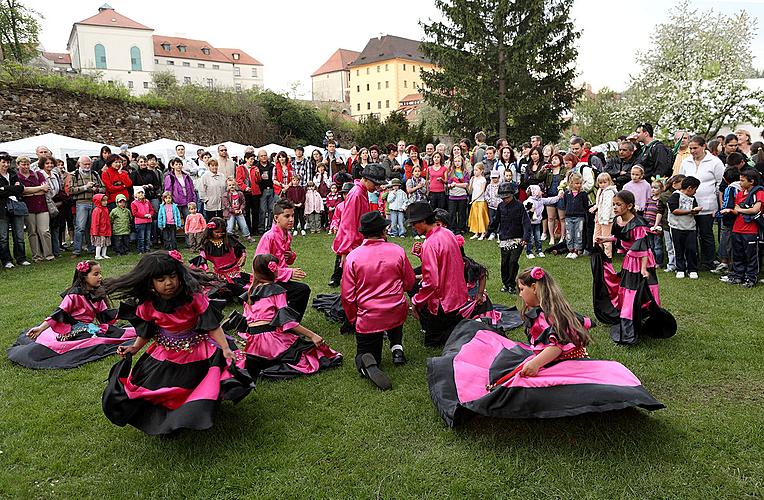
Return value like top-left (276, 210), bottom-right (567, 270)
top-left (215, 144), bottom-right (236, 179)
top-left (395, 140), bottom-right (408, 165)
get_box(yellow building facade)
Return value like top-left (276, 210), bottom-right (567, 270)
top-left (348, 35), bottom-right (437, 121)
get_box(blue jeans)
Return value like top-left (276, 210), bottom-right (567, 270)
top-left (227, 215), bottom-right (250, 237)
top-left (135, 223), bottom-right (151, 253)
top-left (649, 233), bottom-right (664, 267)
top-left (527, 224), bottom-right (542, 254)
top-left (73, 202), bottom-right (94, 255)
top-left (390, 210), bottom-right (405, 236)
top-left (565, 216), bottom-right (584, 251)
top-left (0, 215), bottom-right (27, 264)
top-left (259, 188), bottom-right (275, 232)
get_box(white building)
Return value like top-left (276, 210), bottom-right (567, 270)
top-left (311, 48), bottom-right (359, 103)
top-left (65, 4), bottom-right (263, 95)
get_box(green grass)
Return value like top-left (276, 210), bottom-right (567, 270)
top-left (1, 234), bottom-right (762, 498)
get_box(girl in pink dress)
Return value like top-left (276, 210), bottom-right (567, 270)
top-left (189, 217), bottom-right (250, 302)
top-left (8, 260), bottom-right (136, 369)
top-left (232, 254), bottom-right (342, 380)
top-left (102, 250), bottom-right (254, 435)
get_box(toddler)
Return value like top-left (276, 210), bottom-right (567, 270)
top-left (158, 191), bottom-right (181, 250)
top-left (131, 186), bottom-right (154, 254)
top-left (90, 193), bottom-right (112, 259)
top-left (304, 181), bottom-right (324, 234)
top-left (109, 194), bottom-right (132, 255)
top-left (590, 173), bottom-right (617, 258)
top-left (222, 178), bottom-right (253, 242)
top-left (184, 201), bottom-right (207, 252)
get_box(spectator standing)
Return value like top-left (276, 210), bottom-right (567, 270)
top-left (0, 153), bottom-right (28, 267)
top-left (635, 123), bottom-right (673, 180)
top-left (199, 159), bottom-right (227, 220)
top-left (39, 156), bottom-right (64, 257)
top-left (257, 149), bottom-right (275, 233)
top-left (163, 158), bottom-right (195, 221)
top-left (215, 144), bottom-right (236, 179)
top-left (67, 155), bottom-right (104, 257)
top-left (16, 156), bottom-right (53, 261)
top-left (236, 152), bottom-right (262, 234)
top-left (91, 146), bottom-right (111, 175)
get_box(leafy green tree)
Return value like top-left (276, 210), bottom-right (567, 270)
top-left (0, 0), bottom-right (41, 63)
top-left (618, 0), bottom-right (764, 138)
top-left (420, 0), bottom-right (581, 145)
top-left (354, 111), bottom-right (434, 148)
top-left (569, 88), bottom-right (632, 146)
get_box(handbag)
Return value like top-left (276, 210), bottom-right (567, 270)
top-left (5, 198), bottom-right (29, 216)
top-left (45, 194), bottom-right (59, 218)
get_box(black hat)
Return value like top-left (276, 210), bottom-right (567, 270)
top-left (406, 201), bottom-right (435, 223)
top-left (361, 163), bottom-right (387, 185)
top-left (433, 208), bottom-right (451, 227)
top-left (359, 211), bottom-right (390, 236)
top-left (341, 182), bottom-right (353, 193)
top-left (497, 182), bottom-right (515, 197)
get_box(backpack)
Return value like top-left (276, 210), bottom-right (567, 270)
top-left (741, 185), bottom-right (764, 232)
top-left (587, 151), bottom-right (606, 173)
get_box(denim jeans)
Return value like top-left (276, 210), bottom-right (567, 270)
top-left (259, 188), bottom-right (275, 232)
top-left (149, 198), bottom-right (160, 244)
top-left (527, 224), bottom-right (542, 254)
top-left (73, 202), bottom-right (94, 255)
top-left (664, 228), bottom-right (675, 269)
top-left (718, 225), bottom-right (732, 262)
top-left (565, 216), bottom-right (584, 251)
top-left (135, 223), bottom-right (151, 253)
top-left (227, 215), bottom-right (250, 237)
top-left (162, 224), bottom-right (177, 250)
top-left (649, 233), bottom-right (664, 267)
top-left (0, 215), bottom-right (27, 264)
top-left (390, 210), bottom-right (405, 236)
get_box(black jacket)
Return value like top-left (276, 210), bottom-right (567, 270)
top-left (130, 168), bottom-right (161, 200)
top-left (636, 140), bottom-right (673, 180)
top-left (488, 197), bottom-right (531, 242)
top-left (0, 170), bottom-right (25, 220)
top-left (562, 190), bottom-right (588, 217)
top-left (605, 156), bottom-right (638, 187)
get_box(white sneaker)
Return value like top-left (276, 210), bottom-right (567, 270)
top-left (292, 230), bottom-right (298, 236)
top-left (488, 234), bottom-right (495, 241)
top-left (470, 234), bottom-right (479, 240)
top-left (537, 252), bottom-right (545, 258)
top-left (565, 252), bottom-right (574, 259)
top-left (676, 271), bottom-right (685, 279)
top-left (570, 252), bottom-right (578, 259)
top-left (414, 235), bottom-right (420, 240)
top-left (541, 233), bottom-right (547, 241)
top-left (4, 262), bottom-right (14, 269)
top-left (527, 253), bottom-right (535, 259)
top-left (95, 255), bottom-right (103, 260)
top-left (301, 230), bottom-right (306, 236)
top-left (688, 272), bottom-right (699, 279)
top-left (478, 235), bottom-right (485, 240)
top-left (20, 261), bottom-right (31, 266)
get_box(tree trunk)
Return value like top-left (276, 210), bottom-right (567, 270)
top-left (498, 42), bottom-right (506, 138)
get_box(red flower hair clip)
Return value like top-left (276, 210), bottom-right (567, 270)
top-left (454, 235), bottom-right (465, 247)
top-left (207, 222), bottom-right (216, 229)
top-left (168, 250), bottom-right (183, 262)
top-left (76, 261), bottom-right (90, 273)
top-left (530, 267), bottom-right (545, 280)
top-left (267, 261), bottom-right (278, 273)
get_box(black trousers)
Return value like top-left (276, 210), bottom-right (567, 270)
top-left (244, 193), bottom-right (260, 234)
top-left (583, 210), bottom-right (595, 252)
top-left (417, 305), bottom-right (463, 347)
top-left (429, 191), bottom-right (448, 211)
top-left (294, 206), bottom-right (305, 230)
top-left (279, 279), bottom-right (311, 321)
top-left (501, 245), bottom-right (524, 288)
top-left (205, 210), bottom-right (223, 221)
top-left (448, 198), bottom-right (468, 234)
top-left (671, 228), bottom-right (698, 272)
top-left (112, 234), bottom-right (130, 255)
top-left (731, 232), bottom-right (760, 283)
top-left (695, 214), bottom-right (715, 269)
top-left (355, 325), bottom-right (403, 370)
top-left (330, 254), bottom-right (342, 283)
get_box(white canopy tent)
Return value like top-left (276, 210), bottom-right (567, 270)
top-left (0, 133), bottom-right (118, 160)
top-left (208, 141), bottom-right (252, 159)
top-left (261, 143), bottom-right (295, 158)
top-left (131, 138), bottom-right (208, 165)
top-left (303, 145), bottom-right (325, 159)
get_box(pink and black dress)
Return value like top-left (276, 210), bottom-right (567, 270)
top-left (102, 293), bottom-right (255, 435)
top-left (8, 287), bottom-right (137, 369)
top-left (592, 216), bottom-right (665, 345)
top-left (427, 313), bottom-right (664, 427)
top-left (234, 283), bottom-right (342, 380)
top-left (190, 236), bottom-right (251, 302)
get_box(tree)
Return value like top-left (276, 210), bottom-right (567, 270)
top-left (354, 111), bottom-right (434, 148)
top-left (420, 0), bottom-right (581, 145)
top-left (0, 0), bottom-right (42, 63)
top-left (569, 88), bottom-right (632, 146)
top-left (618, 0), bottom-right (764, 139)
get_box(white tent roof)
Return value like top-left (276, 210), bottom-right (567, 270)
top-left (208, 141), bottom-right (252, 159)
top-left (303, 145), bottom-right (325, 158)
top-left (0, 133), bottom-right (118, 160)
top-left (261, 143), bottom-right (295, 158)
top-left (131, 138), bottom-right (208, 165)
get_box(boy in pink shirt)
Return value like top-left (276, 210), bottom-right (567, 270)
top-left (342, 211), bottom-right (416, 390)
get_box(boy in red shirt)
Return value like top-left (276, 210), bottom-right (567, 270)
top-left (723, 169), bottom-right (763, 287)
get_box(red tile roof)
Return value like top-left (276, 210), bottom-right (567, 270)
top-left (153, 35), bottom-right (230, 63)
top-left (399, 93), bottom-right (423, 104)
top-left (312, 49), bottom-right (360, 77)
top-left (76, 7), bottom-right (152, 30)
top-left (42, 52), bottom-right (72, 64)
top-left (218, 48), bottom-right (263, 66)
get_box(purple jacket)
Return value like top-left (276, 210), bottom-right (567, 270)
top-left (163, 172), bottom-right (196, 207)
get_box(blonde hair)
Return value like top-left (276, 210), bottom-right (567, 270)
top-left (597, 172), bottom-right (613, 185)
top-left (631, 165), bottom-right (645, 175)
top-left (568, 173), bottom-right (583, 184)
top-left (16, 155), bottom-right (31, 164)
top-left (162, 191), bottom-right (173, 201)
top-left (651, 180), bottom-right (664, 191)
top-left (207, 159), bottom-right (218, 167)
top-left (473, 162), bottom-right (484, 173)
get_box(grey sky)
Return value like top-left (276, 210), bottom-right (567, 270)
top-left (30, 0), bottom-right (764, 96)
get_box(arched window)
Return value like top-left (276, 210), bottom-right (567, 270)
top-left (130, 46), bottom-right (142, 71)
top-left (94, 44), bottom-right (107, 69)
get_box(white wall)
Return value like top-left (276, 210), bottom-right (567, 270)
top-left (233, 63), bottom-right (263, 90)
top-left (312, 71), bottom-right (347, 102)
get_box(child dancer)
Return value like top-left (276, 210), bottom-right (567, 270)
top-left (284, 175), bottom-right (307, 236)
top-left (222, 178), bottom-right (253, 242)
top-left (560, 173), bottom-right (587, 258)
top-left (232, 253), bottom-right (341, 380)
top-left (109, 194), bottom-right (132, 255)
top-left (102, 250), bottom-right (254, 435)
top-left (131, 186), bottom-right (155, 254)
top-left (184, 201), bottom-right (207, 253)
top-left (90, 193), bottom-right (111, 259)
top-left (304, 181), bottom-right (324, 234)
top-left (590, 173), bottom-right (617, 258)
top-left (623, 165), bottom-right (652, 213)
top-left (595, 190), bottom-right (663, 345)
top-left (426, 266), bottom-right (664, 426)
top-left (468, 163), bottom-right (489, 239)
top-left (158, 191), bottom-right (181, 250)
top-left (190, 217), bottom-right (250, 301)
top-left (8, 260), bottom-right (137, 369)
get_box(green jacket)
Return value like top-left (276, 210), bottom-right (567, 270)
top-left (109, 206), bottom-right (132, 235)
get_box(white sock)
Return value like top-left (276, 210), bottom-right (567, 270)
top-left (95, 246), bottom-right (102, 257)
top-left (390, 344), bottom-right (403, 352)
top-left (102, 247), bottom-right (108, 257)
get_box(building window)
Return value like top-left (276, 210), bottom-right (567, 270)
top-left (182, 61), bottom-right (190, 67)
top-left (356, 85), bottom-right (360, 92)
top-left (154, 58), bottom-right (158, 64)
top-left (252, 67), bottom-right (258, 77)
top-left (377, 101), bottom-right (381, 109)
top-left (127, 80), bottom-right (134, 89)
top-left (130, 46), bottom-right (141, 71)
top-left (420, 66), bottom-right (424, 72)
top-left (184, 76), bottom-right (191, 84)
top-left (235, 83), bottom-right (242, 91)
top-left (198, 63), bottom-right (205, 68)
top-left (404, 80), bottom-right (407, 88)
top-left (233, 53), bottom-right (240, 60)
top-left (357, 103), bottom-right (361, 111)
top-left (377, 65), bottom-right (380, 72)
top-left (367, 102), bottom-right (371, 110)
top-left (366, 84), bottom-right (370, 91)
top-left (212, 64), bottom-right (220, 70)
top-left (366, 67), bottom-right (369, 75)
top-left (356, 69), bottom-right (359, 76)
top-left (386, 99), bottom-right (390, 108)
top-left (385, 81), bottom-right (389, 88)
top-left (385, 63), bottom-right (389, 71)
top-left (143, 81), bottom-right (149, 89)
top-left (161, 43), bottom-right (171, 52)
top-left (177, 45), bottom-right (187, 53)
top-left (94, 44), bottom-right (107, 69)
top-left (377, 82), bottom-right (381, 90)
top-left (234, 67), bottom-right (240, 76)
top-left (202, 47), bottom-right (210, 55)
top-left (206, 78), bottom-right (213, 89)
top-left (403, 63), bottom-right (406, 71)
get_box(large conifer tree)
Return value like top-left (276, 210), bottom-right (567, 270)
top-left (420, 0), bottom-right (581, 144)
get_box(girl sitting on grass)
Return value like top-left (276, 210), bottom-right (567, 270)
top-left (189, 217), bottom-right (250, 302)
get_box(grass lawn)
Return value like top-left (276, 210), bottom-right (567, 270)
top-left (0, 233), bottom-right (762, 498)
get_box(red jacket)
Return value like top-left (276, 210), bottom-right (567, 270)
top-left (90, 194), bottom-right (112, 237)
top-left (101, 166), bottom-right (133, 203)
top-left (273, 163), bottom-right (293, 196)
top-left (236, 164), bottom-right (262, 196)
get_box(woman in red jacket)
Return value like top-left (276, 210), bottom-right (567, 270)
top-left (100, 154), bottom-right (132, 209)
top-left (273, 151), bottom-right (293, 197)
